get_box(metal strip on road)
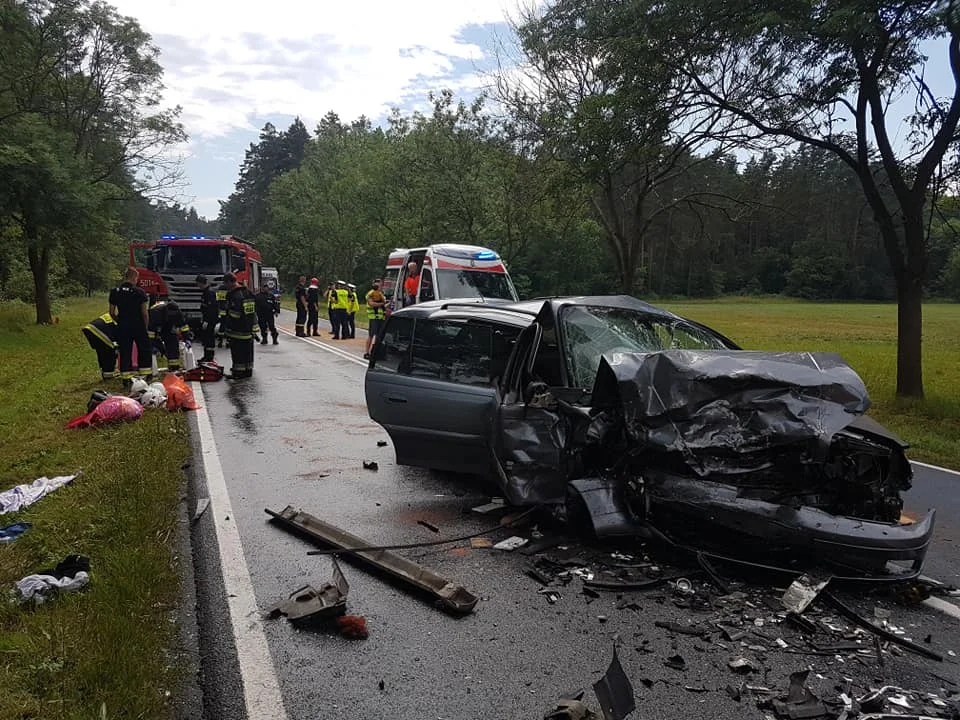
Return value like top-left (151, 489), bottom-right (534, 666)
top-left (278, 327), bottom-right (368, 367)
top-left (191, 382), bottom-right (289, 720)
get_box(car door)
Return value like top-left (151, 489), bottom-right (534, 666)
top-left (493, 320), bottom-right (571, 505)
top-left (365, 316), bottom-right (498, 474)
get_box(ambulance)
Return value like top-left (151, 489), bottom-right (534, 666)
top-left (381, 244), bottom-right (518, 311)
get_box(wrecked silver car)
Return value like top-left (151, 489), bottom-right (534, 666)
top-left (364, 296), bottom-right (934, 578)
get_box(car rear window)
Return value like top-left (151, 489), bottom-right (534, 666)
top-left (410, 319), bottom-right (493, 386)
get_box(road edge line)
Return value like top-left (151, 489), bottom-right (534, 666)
top-left (192, 381), bottom-right (289, 720)
top-left (911, 460), bottom-right (960, 478)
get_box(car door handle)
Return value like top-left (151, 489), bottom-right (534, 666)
top-left (385, 394), bottom-right (408, 404)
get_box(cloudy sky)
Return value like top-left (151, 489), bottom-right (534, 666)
top-left (109, 0), bottom-right (527, 220)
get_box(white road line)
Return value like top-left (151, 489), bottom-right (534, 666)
top-left (911, 460), bottom-right (960, 478)
top-left (923, 596), bottom-right (960, 621)
top-left (192, 382), bottom-right (289, 720)
top-left (278, 327), bottom-right (368, 367)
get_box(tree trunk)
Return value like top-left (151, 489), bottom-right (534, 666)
top-left (28, 246), bottom-right (53, 325)
top-left (895, 269), bottom-right (924, 398)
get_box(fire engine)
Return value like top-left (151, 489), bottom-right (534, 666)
top-left (129, 235), bottom-right (263, 323)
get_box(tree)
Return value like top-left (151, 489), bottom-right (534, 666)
top-left (0, 0), bottom-right (184, 323)
top-left (498, 0), bottom-right (746, 293)
top-left (603, 0), bottom-right (960, 396)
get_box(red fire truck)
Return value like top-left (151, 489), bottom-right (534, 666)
top-left (129, 235), bottom-right (263, 323)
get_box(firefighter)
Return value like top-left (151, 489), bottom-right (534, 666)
top-left (82, 312), bottom-right (119, 379)
top-left (222, 272), bottom-right (257, 378)
top-left (345, 283), bottom-right (359, 339)
top-left (306, 277), bottom-right (321, 336)
top-left (196, 275), bottom-right (219, 362)
top-left (215, 279), bottom-right (229, 347)
top-left (109, 267), bottom-right (151, 383)
top-left (255, 285), bottom-right (279, 345)
top-left (148, 300), bottom-right (192, 371)
top-left (294, 275), bottom-right (308, 337)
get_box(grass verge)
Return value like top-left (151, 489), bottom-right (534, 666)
top-left (0, 296), bottom-right (190, 719)
top-left (665, 299), bottom-right (960, 470)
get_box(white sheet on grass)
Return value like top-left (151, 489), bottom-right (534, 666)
top-left (0, 474), bottom-right (78, 515)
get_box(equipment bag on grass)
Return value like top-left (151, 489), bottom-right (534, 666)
top-left (183, 361), bottom-right (224, 382)
top-left (163, 373), bottom-right (200, 411)
top-left (66, 395), bottom-right (143, 429)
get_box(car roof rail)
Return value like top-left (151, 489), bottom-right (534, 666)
top-left (438, 301), bottom-right (539, 318)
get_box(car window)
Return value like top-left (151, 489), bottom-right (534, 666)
top-left (410, 319), bottom-right (493, 386)
top-left (372, 316), bottom-right (413, 373)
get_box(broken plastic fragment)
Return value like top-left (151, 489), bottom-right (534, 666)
top-left (663, 654), bottom-right (686, 671)
top-left (728, 658), bottom-right (758, 673)
top-left (593, 647), bottom-right (635, 720)
top-left (493, 536), bottom-right (528, 551)
top-left (781, 574), bottom-right (830, 614)
top-left (362, 461), bottom-right (378, 471)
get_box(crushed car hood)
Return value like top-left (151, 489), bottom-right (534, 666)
top-left (591, 350), bottom-right (872, 475)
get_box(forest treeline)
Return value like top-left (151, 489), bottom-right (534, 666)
top-left (218, 99), bottom-right (960, 302)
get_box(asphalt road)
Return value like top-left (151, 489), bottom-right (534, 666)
top-left (186, 311), bottom-right (960, 720)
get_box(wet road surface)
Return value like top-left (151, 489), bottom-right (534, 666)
top-left (191, 313), bottom-right (960, 719)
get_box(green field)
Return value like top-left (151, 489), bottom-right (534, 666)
top-left (0, 297), bottom-right (190, 719)
top-left (663, 299), bottom-right (960, 470)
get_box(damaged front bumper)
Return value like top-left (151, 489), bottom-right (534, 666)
top-left (568, 475), bottom-right (935, 580)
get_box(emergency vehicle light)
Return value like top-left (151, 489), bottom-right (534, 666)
top-left (474, 251), bottom-right (497, 260)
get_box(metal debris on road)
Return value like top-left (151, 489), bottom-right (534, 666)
top-left (362, 461), bottom-right (378, 471)
top-left (265, 558), bottom-right (349, 627)
top-left (728, 658), bottom-right (759, 673)
top-left (663, 654), bottom-right (687, 671)
top-left (266, 506), bottom-right (478, 615)
top-left (417, 520), bottom-right (440, 533)
top-left (540, 588), bottom-right (562, 604)
top-left (376, 440), bottom-right (388, 447)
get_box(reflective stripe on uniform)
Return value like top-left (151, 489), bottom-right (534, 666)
top-left (225, 332), bottom-right (252, 340)
top-left (83, 324), bottom-right (114, 347)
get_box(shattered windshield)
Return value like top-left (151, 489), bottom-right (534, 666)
top-left (435, 269), bottom-right (518, 301)
top-left (560, 305), bottom-right (730, 389)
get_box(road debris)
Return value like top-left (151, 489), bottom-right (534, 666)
top-left (265, 559), bottom-right (349, 627)
top-left (470, 538), bottom-right (493, 549)
top-left (663, 654), bottom-right (687, 671)
top-left (376, 440), bottom-right (388, 447)
top-left (493, 536), bottom-right (528, 551)
top-left (266, 506), bottom-right (478, 614)
top-left (417, 520), bottom-right (440, 533)
top-left (728, 658), bottom-right (759, 673)
top-left (193, 498), bottom-right (210, 523)
top-left (543, 692), bottom-right (597, 720)
top-left (336, 615), bottom-right (368, 639)
top-left (471, 498), bottom-right (506, 515)
top-left (782, 574), bottom-right (831, 614)
top-left (540, 588), bottom-right (562, 604)
top-left (593, 646), bottom-right (635, 720)
top-left (362, 461), bottom-right (379, 471)
top-left (765, 670), bottom-right (827, 720)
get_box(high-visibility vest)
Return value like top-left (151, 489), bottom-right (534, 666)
top-left (347, 292), bottom-right (359, 313)
top-left (366, 291), bottom-right (386, 319)
top-left (331, 289), bottom-right (348, 310)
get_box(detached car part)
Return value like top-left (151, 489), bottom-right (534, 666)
top-left (266, 506), bottom-right (478, 615)
top-left (266, 558), bottom-right (349, 626)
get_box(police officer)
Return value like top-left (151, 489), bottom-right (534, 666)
top-left (294, 275), bottom-right (308, 337)
top-left (345, 283), bottom-right (359, 339)
top-left (148, 300), bottom-right (191, 371)
top-left (329, 280), bottom-right (348, 339)
top-left (255, 285), bottom-right (279, 345)
top-left (306, 277), bottom-right (321, 336)
top-left (82, 312), bottom-right (119, 379)
top-left (325, 283), bottom-right (335, 335)
top-left (222, 272), bottom-right (257, 378)
top-left (109, 267), bottom-right (151, 383)
top-left (196, 275), bottom-right (219, 362)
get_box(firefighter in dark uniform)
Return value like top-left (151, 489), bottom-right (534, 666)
top-left (195, 274), bottom-right (219, 362)
top-left (306, 277), bottom-right (321, 336)
top-left (109, 267), bottom-right (151, 383)
top-left (148, 300), bottom-right (192, 371)
top-left (254, 286), bottom-right (279, 345)
top-left (216, 280), bottom-right (229, 347)
top-left (82, 312), bottom-right (119, 379)
top-left (222, 272), bottom-right (257, 378)
top-left (294, 275), bottom-right (308, 337)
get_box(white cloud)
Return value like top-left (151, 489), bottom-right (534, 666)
top-left (110, 0), bottom-right (521, 140)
